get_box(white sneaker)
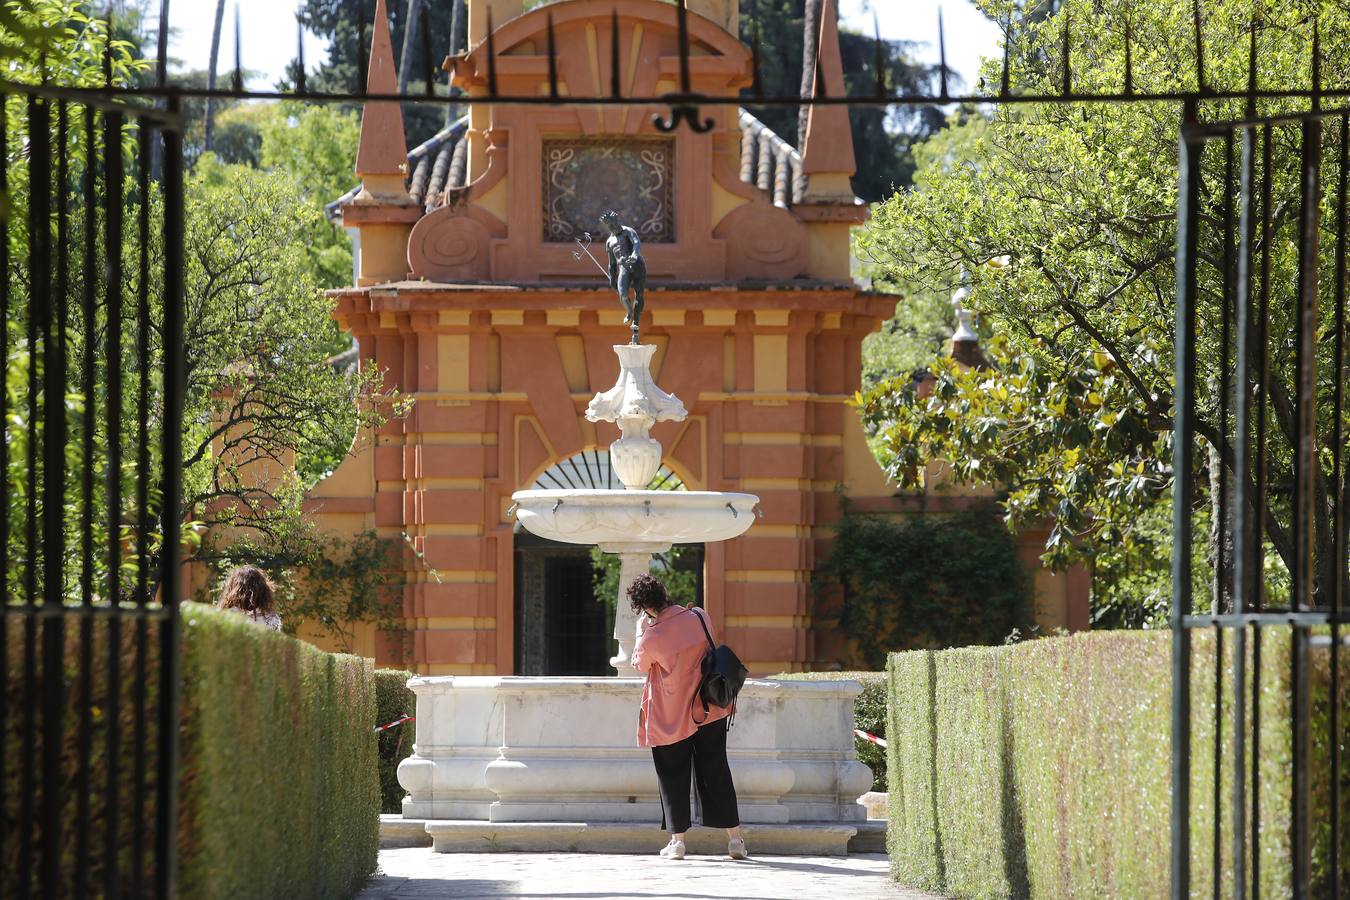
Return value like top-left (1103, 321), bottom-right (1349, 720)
top-left (728, 837), bottom-right (748, 860)
top-left (659, 838), bottom-right (686, 860)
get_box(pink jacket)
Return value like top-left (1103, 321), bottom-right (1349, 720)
top-left (631, 605), bottom-right (731, 747)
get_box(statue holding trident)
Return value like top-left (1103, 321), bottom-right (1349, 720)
top-left (573, 210), bottom-right (647, 344)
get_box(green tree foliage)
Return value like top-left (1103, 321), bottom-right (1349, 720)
top-left (259, 102), bottom-right (361, 289)
top-left (189, 101), bottom-right (360, 292)
top-left (1, 6), bottom-right (404, 606)
top-left (857, 0), bottom-right (1350, 619)
top-left (179, 157), bottom-right (405, 524)
top-left (740, 0), bottom-right (949, 200)
top-left (859, 112), bottom-right (989, 392)
top-left (816, 501), bottom-right (1032, 668)
top-left (296, 0), bottom-right (457, 146)
top-left (590, 543), bottom-right (699, 619)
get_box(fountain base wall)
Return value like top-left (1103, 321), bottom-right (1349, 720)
top-left (397, 676), bottom-right (872, 826)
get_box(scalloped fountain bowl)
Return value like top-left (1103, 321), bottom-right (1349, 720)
top-left (510, 489), bottom-right (759, 546)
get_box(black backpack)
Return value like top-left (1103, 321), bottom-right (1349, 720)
top-left (689, 608), bottom-right (748, 727)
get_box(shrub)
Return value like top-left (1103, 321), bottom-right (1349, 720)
top-left (885, 630), bottom-right (1348, 899)
top-left (177, 603), bottom-right (379, 899)
top-left (2, 614), bottom-right (164, 895)
top-left (2, 604), bottom-right (379, 898)
top-left (816, 500), bottom-right (1033, 669)
top-left (373, 669), bottom-right (416, 813)
top-left (774, 671), bottom-right (887, 791)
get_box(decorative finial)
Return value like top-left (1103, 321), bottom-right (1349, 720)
top-left (952, 286), bottom-right (978, 343)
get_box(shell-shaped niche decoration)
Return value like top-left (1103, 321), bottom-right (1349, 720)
top-left (714, 202), bottom-right (809, 280)
top-left (407, 207), bottom-right (494, 282)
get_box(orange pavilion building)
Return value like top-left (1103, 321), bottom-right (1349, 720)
top-left (299, 0), bottom-right (1089, 675)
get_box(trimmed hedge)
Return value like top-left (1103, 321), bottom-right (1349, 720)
top-left (3, 604), bottom-right (378, 898)
top-left (374, 668), bottom-right (416, 813)
top-left (3, 612), bottom-right (165, 895)
top-left (775, 671), bottom-right (886, 791)
top-left (178, 602), bottom-right (379, 899)
top-left (886, 630), bottom-right (1348, 899)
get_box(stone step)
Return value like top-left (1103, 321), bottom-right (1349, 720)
top-left (380, 817), bottom-right (871, 856)
top-left (849, 820), bottom-right (887, 854)
top-left (380, 814), bottom-right (433, 849)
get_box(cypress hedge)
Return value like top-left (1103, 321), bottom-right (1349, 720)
top-left (774, 671), bottom-right (887, 791)
top-left (3, 603), bottom-right (379, 898)
top-left (373, 668), bottom-right (416, 813)
top-left (885, 630), bottom-right (1348, 899)
top-left (178, 602), bottom-right (379, 899)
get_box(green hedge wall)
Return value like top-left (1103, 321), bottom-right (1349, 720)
top-left (374, 668), bottom-right (416, 813)
top-left (177, 603), bottom-right (379, 899)
top-left (774, 671), bottom-right (886, 791)
top-left (3, 604), bottom-right (378, 898)
top-left (3, 613), bottom-right (165, 895)
top-left (885, 630), bottom-right (1348, 900)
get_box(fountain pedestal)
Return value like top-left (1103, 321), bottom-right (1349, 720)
top-left (600, 543), bottom-right (669, 675)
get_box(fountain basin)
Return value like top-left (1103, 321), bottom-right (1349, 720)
top-left (511, 489), bottom-right (759, 546)
top-left (397, 676), bottom-right (873, 825)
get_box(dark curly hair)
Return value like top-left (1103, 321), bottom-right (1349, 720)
top-left (627, 573), bottom-right (671, 616)
top-left (218, 565), bottom-right (276, 616)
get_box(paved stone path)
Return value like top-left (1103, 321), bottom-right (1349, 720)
top-left (360, 849), bottom-right (944, 900)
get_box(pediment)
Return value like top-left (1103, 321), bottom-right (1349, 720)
top-left (455, 0), bottom-right (751, 96)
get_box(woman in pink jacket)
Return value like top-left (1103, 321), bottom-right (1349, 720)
top-left (628, 574), bottom-right (747, 861)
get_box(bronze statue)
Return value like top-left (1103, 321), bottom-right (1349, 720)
top-left (571, 211), bottom-right (649, 344)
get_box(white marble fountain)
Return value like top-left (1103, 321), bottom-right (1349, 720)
top-left (394, 343), bottom-right (874, 855)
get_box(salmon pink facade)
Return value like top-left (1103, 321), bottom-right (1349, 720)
top-left (301, 0), bottom-right (1088, 675)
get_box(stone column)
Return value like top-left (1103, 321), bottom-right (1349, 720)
top-left (600, 541), bottom-right (670, 676)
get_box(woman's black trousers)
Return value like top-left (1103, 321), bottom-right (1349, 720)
top-left (649, 719), bottom-right (740, 833)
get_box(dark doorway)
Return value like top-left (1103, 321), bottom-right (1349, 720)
top-left (513, 535), bottom-right (706, 675)
top-left (542, 554), bottom-right (609, 675)
top-left (514, 534), bottom-right (610, 676)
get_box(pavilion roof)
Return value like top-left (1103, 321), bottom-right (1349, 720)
top-left (326, 108), bottom-right (812, 224)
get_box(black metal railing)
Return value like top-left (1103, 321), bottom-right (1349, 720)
top-left (0, 79), bottom-right (185, 898)
top-left (1172, 89), bottom-right (1348, 898)
top-left (0, 0), bottom-right (1345, 897)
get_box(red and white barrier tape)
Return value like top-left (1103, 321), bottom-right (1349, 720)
top-left (854, 728), bottom-right (887, 748)
top-left (374, 715), bottom-right (415, 733)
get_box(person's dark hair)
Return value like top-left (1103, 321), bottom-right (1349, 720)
top-left (627, 573), bottom-right (671, 616)
top-left (218, 565), bottom-right (276, 616)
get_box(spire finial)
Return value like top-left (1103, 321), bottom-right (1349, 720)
top-left (354, 0), bottom-right (408, 185)
top-left (800, 0), bottom-right (855, 199)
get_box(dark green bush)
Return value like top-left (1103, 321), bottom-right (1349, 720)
top-left (177, 603), bottom-right (379, 899)
top-left (774, 671), bottom-right (887, 791)
top-left (374, 668), bottom-right (416, 813)
top-left (816, 501), bottom-right (1032, 668)
top-left (885, 630), bottom-right (1348, 899)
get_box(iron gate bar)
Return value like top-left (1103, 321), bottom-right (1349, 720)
top-left (24, 92), bottom-right (49, 898)
top-left (1229, 77), bottom-right (1256, 899)
top-left (1185, 613), bottom-right (1350, 627)
top-left (1332, 104), bottom-right (1348, 900)
top-left (75, 101), bottom-right (98, 900)
top-left (1251, 120), bottom-right (1274, 900)
top-left (0, 95), bottom-right (7, 890)
top-left (1212, 130), bottom-right (1233, 900)
top-left (102, 102), bottom-right (125, 900)
top-left (159, 91), bottom-right (187, 900)
top-left (1171, 95), bottom-right (1202, 900)
top-left (1290, 100), bottom-right (1321, 900)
